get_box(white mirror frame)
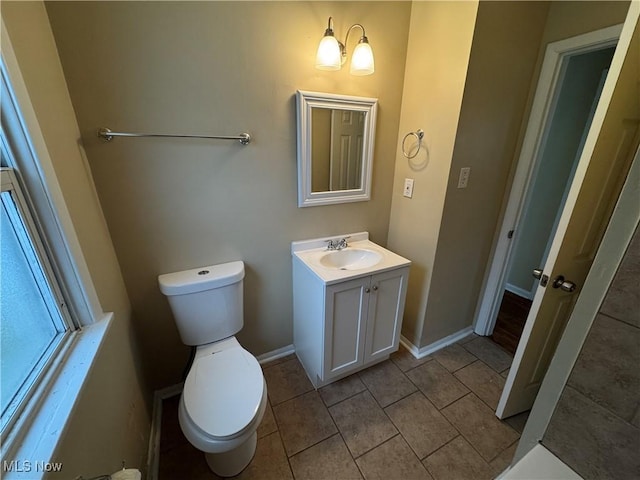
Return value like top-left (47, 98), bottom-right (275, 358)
top-left (296, 90), bottom-right (378, 207)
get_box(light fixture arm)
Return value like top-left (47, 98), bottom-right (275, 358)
top-left (344, 24), bottom-right (367, 47)
top-left (324, 16), bottom-right (335, 37)
top-left (339, 24), bottom-right (368, 65)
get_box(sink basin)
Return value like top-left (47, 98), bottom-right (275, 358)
top-left (319, 248), bottom-right (383, 270)
top-left (292, 233), bottom-right (411, 283)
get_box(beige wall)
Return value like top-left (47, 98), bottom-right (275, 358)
top-left (420, 1), bottom-right (550, 345)
top-left (389, 0), bottom-right (630, 349)
top-left (424, 1), bottom-right (629, 346)
top-left (541, 1), bottom-right (630, 46)
top-left (2, 0), bottom-right (631, 475)
top-left (45, 1), bottom-right (411, 389)
top-left (311, 108), bottom-right (331, 192)
top-left (425, 1), bottom-right (630, 345)
top-left (1, 2), bottom-right (150, 478)
top-left (387, 1), bottom-right (480, 345)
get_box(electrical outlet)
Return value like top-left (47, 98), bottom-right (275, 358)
top-left (403, 178), bottom-right (414, 198)
top-left (458, 167), bottom-right (471, 188)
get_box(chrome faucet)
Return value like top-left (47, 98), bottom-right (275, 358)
top-left (326, 237), bottom-right (349, 251)
top-left (326, 239), bottom-right (338, 250)
top-left (336, 237), bottom-right (349, 250)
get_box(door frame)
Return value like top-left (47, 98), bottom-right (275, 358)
top-left (511, 8), bottom-right (639, 462)
top-left (473, 24), bottom-right (622, 336)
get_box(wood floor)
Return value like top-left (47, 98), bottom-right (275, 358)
top-left (491, 291), bottom-right (531, 355)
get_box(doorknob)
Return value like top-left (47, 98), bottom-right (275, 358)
top-left (552, 275), bottom-right (577, 292)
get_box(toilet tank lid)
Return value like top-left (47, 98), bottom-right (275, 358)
top-left (158, 261), bottom-right (244, 296)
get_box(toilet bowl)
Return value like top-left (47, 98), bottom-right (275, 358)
top-left (158, 262), bottom-right (267, 477)
top-left (178, 338), bottom-right (267, 476)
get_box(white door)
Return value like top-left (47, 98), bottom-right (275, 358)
top-left (497, 12), bottom-right (639, 418)
top-left (363, 267), bottom-right (409, 363)
top-left (330, 110), bottom-right (364, 190)
top-left (323, 276), bottom-right (369, 381)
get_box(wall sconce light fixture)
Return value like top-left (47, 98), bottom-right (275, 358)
top-left (315, 17), bottom-right (375, 76)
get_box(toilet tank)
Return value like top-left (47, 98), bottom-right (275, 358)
top-left (158, 261), bottom-right (244, 346)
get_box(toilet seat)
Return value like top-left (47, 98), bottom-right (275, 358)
top-left (183, 346), bottom-right (264, 439)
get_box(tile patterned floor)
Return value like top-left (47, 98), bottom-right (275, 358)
top-left (158, 335), bottom-right (529, 479)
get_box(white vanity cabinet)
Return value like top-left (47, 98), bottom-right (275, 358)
top-left (292, 235), bottom-right (410, 388)
top-left (323, 267), bottom-right (409, 383)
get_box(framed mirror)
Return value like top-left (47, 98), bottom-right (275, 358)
top-left (296, 90), bottom-right (378, 207)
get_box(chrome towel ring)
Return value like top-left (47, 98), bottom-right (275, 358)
top-left (402, 129), bottom-right (424, 159)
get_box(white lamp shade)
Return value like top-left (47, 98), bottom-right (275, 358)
top-left (316, 35), bottom-right (342, 71)
top-left (350, 41), bottom-right (374, 76)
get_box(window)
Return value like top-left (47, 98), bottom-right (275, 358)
top-left (0, 44), bottom-right (109, 471)
top-left (0, 164), bottom-right (74, 433)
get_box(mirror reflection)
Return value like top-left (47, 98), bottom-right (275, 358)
top-left (311, 108), bottom-right (366, 192)
top-left (296, 90), bottom-right (377, 207)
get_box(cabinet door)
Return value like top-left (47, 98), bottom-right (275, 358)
top-left (323, 276), bottom-right (369, 381)
top-left (364, 267), bottom-right (409, 363)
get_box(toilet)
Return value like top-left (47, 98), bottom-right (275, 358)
top-left (158, 261), bottom-right (267, 477)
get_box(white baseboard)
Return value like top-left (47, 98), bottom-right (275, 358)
top-left (400, 326), bottom-right (475, 359)
top-left (505, 283), bottom-right (535, 300)
top-left (256, 344), bottom-right (295, 365)
top-left (146, 344), bottom-right (295, 479)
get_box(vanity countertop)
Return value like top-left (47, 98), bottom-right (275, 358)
top-left (291, 232), bottom-right (411, 285)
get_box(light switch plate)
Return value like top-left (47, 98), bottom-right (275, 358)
top-left (403, 178), bottom-right (414, 198)
top-left (458, 167), bottom-right (471, 189)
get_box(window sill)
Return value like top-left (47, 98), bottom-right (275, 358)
top-left (1, 314), bottom-right (113, 479)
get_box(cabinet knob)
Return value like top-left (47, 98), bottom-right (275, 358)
top-left (372, 285), bottom-right (378, 291)
top-left (365, 287), bottom-right (370, 293)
